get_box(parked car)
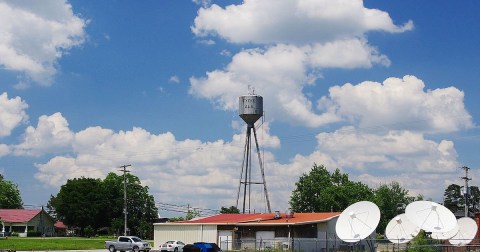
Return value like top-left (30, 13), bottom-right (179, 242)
top-left (182, 242), bottom-right (222, 252)
top-left (160, 240), bottom-right (186, 252)
top-left (193, 242), bottom-right (222, 252)
top-left (105, 236), bottom-right (151, 252)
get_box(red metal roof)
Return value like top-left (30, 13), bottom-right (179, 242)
top-left (161, 212), bottom-right (340, 226)
top-left (54, 221), bottom-right (67, 229)
top-left (0, 209), bottom-right (42, 223)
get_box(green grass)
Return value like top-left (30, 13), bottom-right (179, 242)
top-left (0, 237), bottom-right (113, 251)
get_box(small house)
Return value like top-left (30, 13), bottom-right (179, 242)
top-left (0, 209), bottom-right (56, 237)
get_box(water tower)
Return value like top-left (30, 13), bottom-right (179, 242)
top-left (236, 90), bottom-right (271, 214)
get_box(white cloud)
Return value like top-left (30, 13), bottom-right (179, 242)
top-left (189, 0), bottom-right (416, 129)
top-left (0, 144), bottom-right (10, 157)
top-left (316, 126), bottom-right (458, 173)
top-left (14, 112), bottom-right (74, 156)
top-left (0, 0), bottom-right (87, 86)
top-left (192, 0), bottom-right (211, 8)
top-left (0, 92), bottom-right (28, 137)
top-left (308, 38), bottom-right (390, 68)
top-left (320, 75), bottom-right (474, 133)
top-left (24, 108), bottom-right (464, 211)
top-left (192, 0), bottom-right (412, 45)
top-left (33, 118), bottom-right (281, 211)
top-left (169, 75), bottom-right (180, 84)
top-left (190, 44), bottom-right (341, 127)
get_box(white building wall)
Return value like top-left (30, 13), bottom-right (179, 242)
top-left (153, 224), bottom-right (217, 248)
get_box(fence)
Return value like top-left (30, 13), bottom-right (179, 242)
top-left (218, 238), bottom-right (480, 251)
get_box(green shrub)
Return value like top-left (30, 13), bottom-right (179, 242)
top-left (27, 231), bottom-right (42, 237)
top-left (84, 225), bottom-right (94, 238)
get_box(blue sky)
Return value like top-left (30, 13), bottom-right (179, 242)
top-left (1, 0), bottom-right (480, 217)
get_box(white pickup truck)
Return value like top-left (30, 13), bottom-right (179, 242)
top-left (105, 236), bottom-right (151, 252)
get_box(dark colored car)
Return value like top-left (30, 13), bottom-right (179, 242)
top-left (183, 242), bottom-right (221, 252)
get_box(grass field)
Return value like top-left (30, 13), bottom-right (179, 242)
top-left (0, 237), bottom-right (117, 251)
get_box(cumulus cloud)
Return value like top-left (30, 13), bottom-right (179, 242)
top-left (0, 92), bottom-right (28, 137)
top-left (32, 117), bottom-right (281, 210)
top-left (257, 127), bottom-right (461, 210)
top-left (189, 1), bottom-right (413, 128)
top-left (320, 75), bottom-right (474, 133)
top-left (192, 0), bottom-right (412, 45)
top-left (190, 44), bottom-right (341, 127)
top-left (14, 112), bottom-right (74, 156)
top-left (316, 126), bottom-right (458, 173)
top-left (18, 104), bottom-right (464, 211)
top-left (0, 0), bottom-right (87, 86)
top-left (308, 38), bottom-right (390, 68)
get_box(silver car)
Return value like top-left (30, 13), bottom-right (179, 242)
top-left (160, 240), bottom-right (185, 252)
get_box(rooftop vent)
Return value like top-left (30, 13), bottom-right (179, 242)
top-left (274, 210), bottom-right (281, 219)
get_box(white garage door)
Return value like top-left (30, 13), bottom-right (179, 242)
top-left (218, 230), bottom-right (233, 251)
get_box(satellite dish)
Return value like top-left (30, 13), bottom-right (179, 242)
top-left (385, 213), bottom-right (420, 243)
top-left (449, 217), bottom-right (478, 246)
top-left (405, 201), bottom-right (457, 233)
top-left (335, 201), bottom-right (380, 243)
top-left (431, 224), bottom-right (459, 240)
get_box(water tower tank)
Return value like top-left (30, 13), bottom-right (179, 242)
top-left (239, 95), bottom-right (263, 125)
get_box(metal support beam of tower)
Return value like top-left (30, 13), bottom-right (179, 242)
top-left (460, 166), bottom-right (471, 217)
top-left (236, 123), bottom-right (271, 214)
top-left (252, 125), bottom-right (271, 213)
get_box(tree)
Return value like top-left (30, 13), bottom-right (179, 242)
top-left (0, 174), bottom-right (23, 209)
top-left (373, 182), bottom-right (415, 233)
top-left (49, 177), bottom-right (107, 234)
top-left (102, 172), bottom-right (158, 238)
top-left (405, 230), bottom-right (437, 252)
top-left (469, 186), bottom-right (480, 213)
top-left (443, 184), bottom-right (463, 213)
top-left (48, 173), bottom-right (158, 238)
top-left (444, 184), bottom-right (480, 215)
top-left (220, 206), bottom-right (240, 214)
top-left (289, 164), bottom-right (373, 213)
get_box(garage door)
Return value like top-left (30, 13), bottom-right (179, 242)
top-left (256, 231), bottom-right (275, 250)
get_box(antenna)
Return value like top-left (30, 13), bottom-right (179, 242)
top-left (449, 217), bottom-right (478, 246)
top-left (236, 92), bottom-right (271, 213)
top-left (405, 201), bottom-right (457, 233)
top-left (335, 201), bottom-right (381, 243)
top-left (385, 213), bottom-right (420, 244)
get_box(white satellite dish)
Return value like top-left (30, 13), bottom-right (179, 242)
top-left (431, 224), bottom-right (458, 240)
top-left (449, 217), bottom-right (478, 246)
top-left (335, 201), bottom-right (381, 243)
top-left (405, 201), bottom-right (457, 233)
top-left (385, 213), bottom-right (420, 243)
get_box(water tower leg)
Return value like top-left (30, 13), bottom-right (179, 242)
top-left (252, 126), bottom-right (271, 213)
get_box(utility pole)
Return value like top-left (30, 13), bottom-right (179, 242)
top-left (460, 166), bottom-right (471, 217)
top-left (119, 164), bottom-right (131, 235)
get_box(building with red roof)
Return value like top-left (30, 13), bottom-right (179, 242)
top-left (0, 209), bottom-right (56, 237)
top-left (154, 211), bottom-right (343, 251)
